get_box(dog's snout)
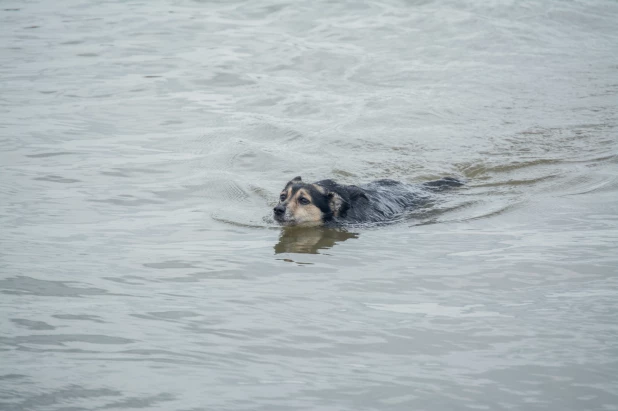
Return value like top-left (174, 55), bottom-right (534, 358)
top-left (273, 205), bottom-right (285, 216)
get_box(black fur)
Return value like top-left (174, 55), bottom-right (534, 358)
top-left (275, 176), bottom-right (463, 226)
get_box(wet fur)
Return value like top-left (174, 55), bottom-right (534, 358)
top-left (274, 176), bottom-right (463, 226)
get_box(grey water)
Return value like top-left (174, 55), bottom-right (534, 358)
top-left (1, 0), bottom-right (617, 410)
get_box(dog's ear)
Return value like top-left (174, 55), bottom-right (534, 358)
top-left (284, 176), bottom-right (302, 188)
top-left (327, 191), bottom-right (346, 217)
top-left (347, 185), bottom-right (368, 201)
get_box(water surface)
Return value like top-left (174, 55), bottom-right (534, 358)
top-left (1, 0), bottom-right (617, 410)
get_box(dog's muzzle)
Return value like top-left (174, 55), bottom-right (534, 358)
top-left (273, 205), bottom-right (286, 221)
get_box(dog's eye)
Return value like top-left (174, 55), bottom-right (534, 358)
top-left (299, 197), bottom-right (310, 205)
top-left (279, 194), bottom-right (286, 201)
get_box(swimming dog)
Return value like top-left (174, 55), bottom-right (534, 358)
top-left (273, 176), bottom-right (463, 226)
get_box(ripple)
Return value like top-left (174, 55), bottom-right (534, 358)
top-left (1, 334), bottom-right (135, 346)
top-left (52, 314), bottom-right (106, 323)
top-left (0, 277), bottom-right (110, 297)
top-left (143, 261), bottom-right (198, 269)
top-left (2, 386), bottom-right (121, 411)
top-left (25, 152), bottom-right (76, 158)
top-left (10, 319), bottom-right (55, 330)
top-left (33, 175), bottom-right (81, 184)
top-left (88, 196), bottom-right (163, 206)
top-left (98, 393), bottom-right (175, 409)
top-left (365, 303), bottom-right (507, 318)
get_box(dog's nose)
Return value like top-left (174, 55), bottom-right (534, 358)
top-left (273, 205), bottom-right (285, 216)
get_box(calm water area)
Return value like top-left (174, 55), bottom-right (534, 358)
top-left (1, 1), bottom-right (617, 410)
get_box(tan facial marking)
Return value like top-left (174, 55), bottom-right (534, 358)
top-left (285, 188), bottom-right (323, 226)
top-left (312, 184), bottom-right (326, 194)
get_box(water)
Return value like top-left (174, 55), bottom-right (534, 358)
top-left (1, 0), bottom-right (617, 410)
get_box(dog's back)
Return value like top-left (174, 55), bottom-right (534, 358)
top-left (274, 176), bottom-right (462, 226)
top-left (317, 177), bottom-right (462, 225)
top-left (323, 178), bottom-right (462, 224)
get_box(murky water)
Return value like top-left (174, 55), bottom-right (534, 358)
top-left (1, 0), bottom-right (617, 410)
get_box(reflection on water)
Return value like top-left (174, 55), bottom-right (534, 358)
top-left (274, 227), bottom-right (359, 254)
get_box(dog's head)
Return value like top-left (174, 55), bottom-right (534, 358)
top-left (273, 176), bottom-right (348, 226)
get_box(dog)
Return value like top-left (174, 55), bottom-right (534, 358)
top-left (273, 176), bottom-right (463, 226)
